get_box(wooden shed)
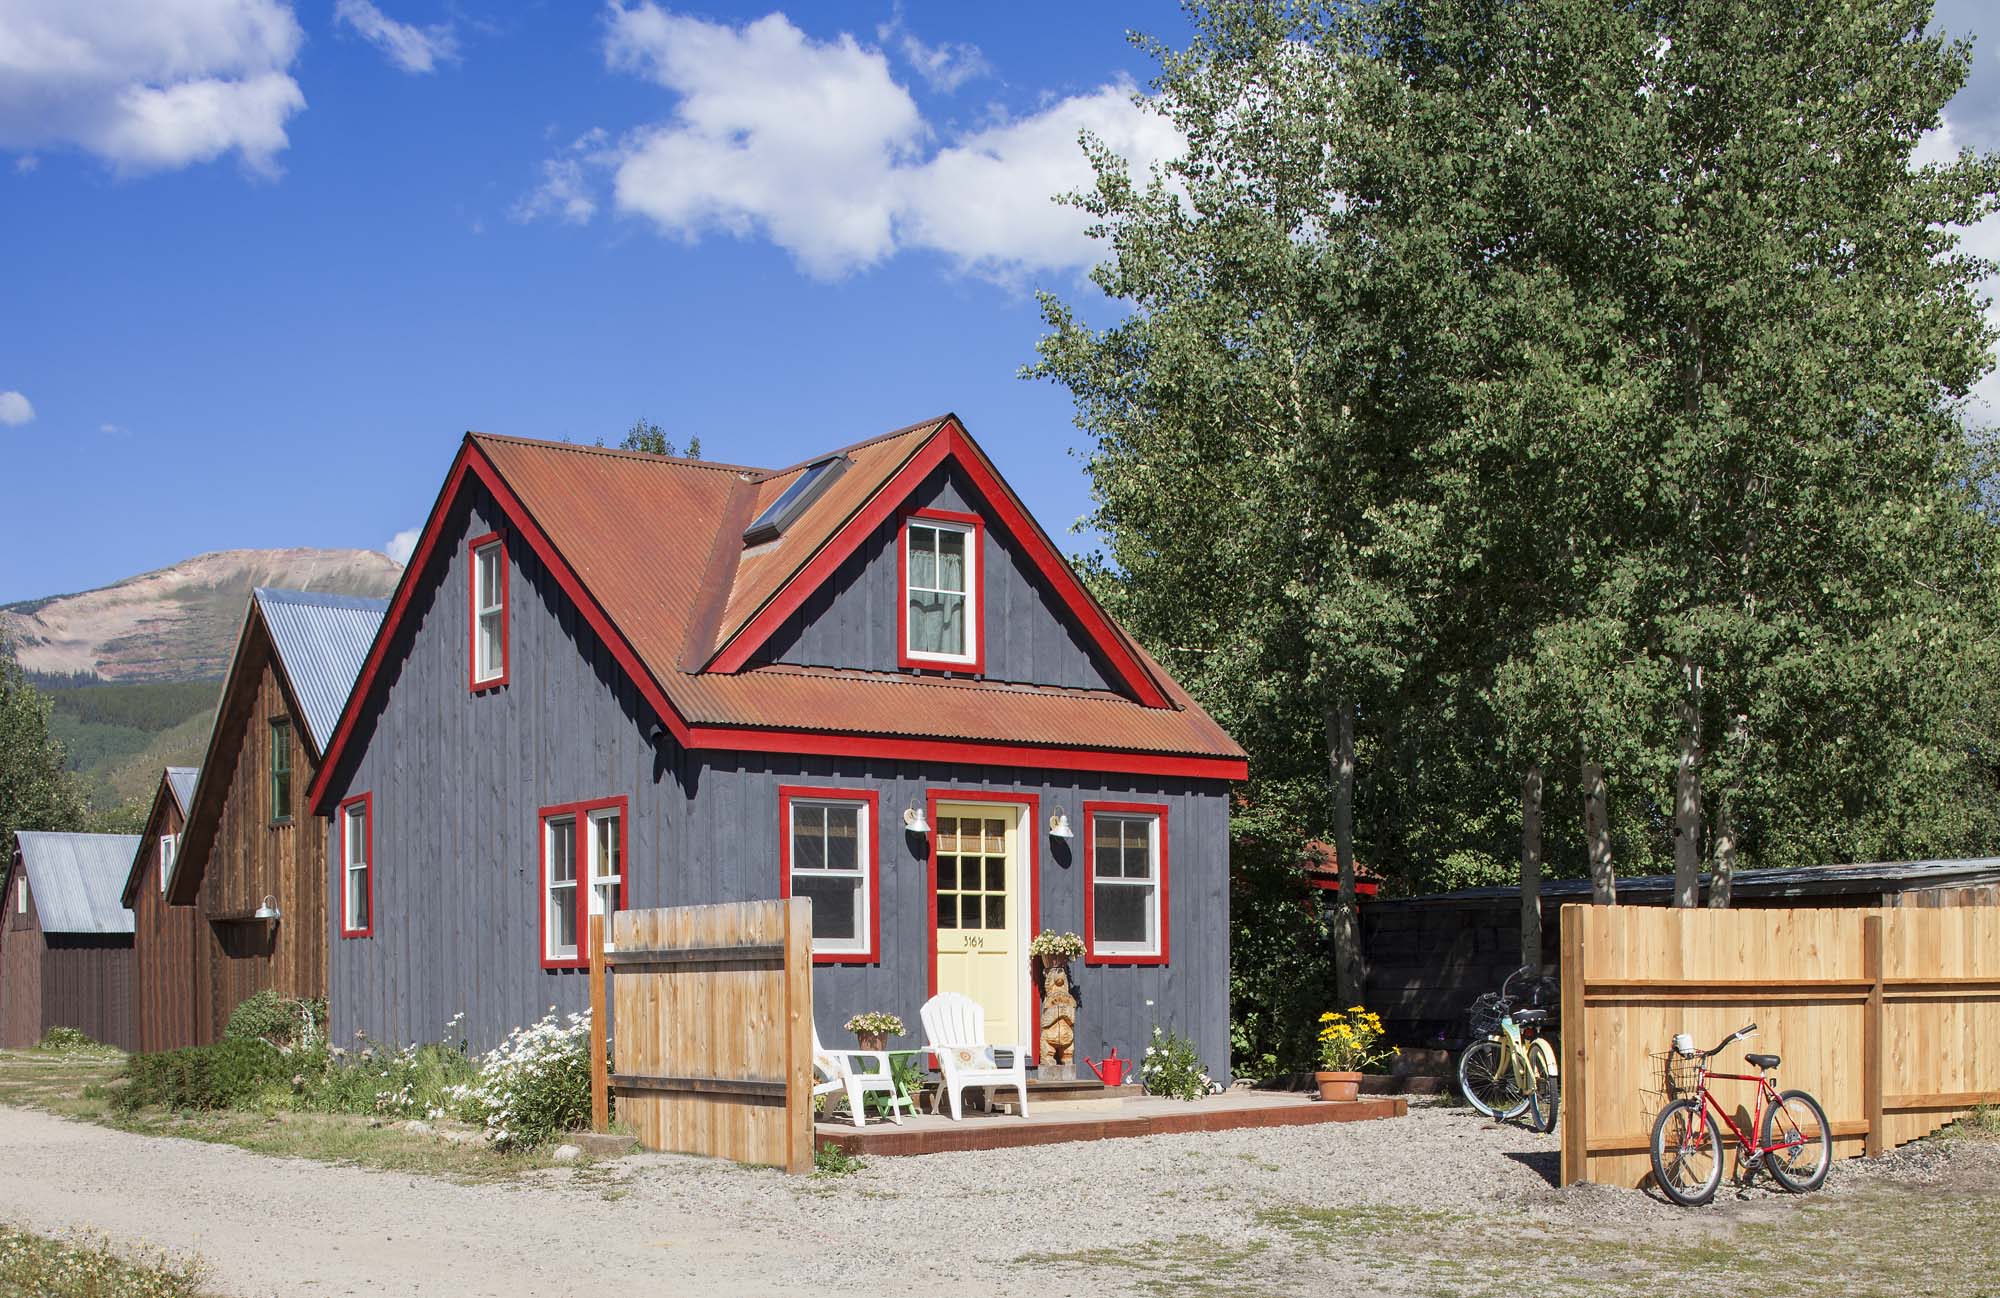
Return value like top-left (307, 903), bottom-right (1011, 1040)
top-left (2, 832), bottom-right (140, 1050)
top-left (165, 588), bottom-right (385, 1043)
top-left (1363, 857), bottom-right (2000, 1044)
top-left (120, 767), bottom-right (201, 1051)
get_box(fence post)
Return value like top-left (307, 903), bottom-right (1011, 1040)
top-left (1863, 912), bottom-right (1885, 1158)
top-left (1560, 903), bottom-right (1587, 1187)
top-left (781, 896), bottom-right (813, 1175)
top-left (589, 913), bottom-right (608, 1134)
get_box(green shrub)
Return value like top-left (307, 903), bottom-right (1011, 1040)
top-left (0, 1227), bottom-right (206, 1298)
top-left (295, 1038), bottom-right (477, 1119)
top-left (813, 1141), bottom-right (865, 1177)
top-left (223, 991), bottom-right (325, 1048)
top-left (116, 1039), bottom-right (287, 1113)
top-left (35, 1026), bottom-right (101, 1053)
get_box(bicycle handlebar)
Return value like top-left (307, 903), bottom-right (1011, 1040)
top-left (1706, 1022), bottom-right (1757, 1057)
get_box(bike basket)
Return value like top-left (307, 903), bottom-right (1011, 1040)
top-left (1662, 1050), bottom-right (1703, 1096)
top-left (1465, 992), bottom-right (1512, 1039)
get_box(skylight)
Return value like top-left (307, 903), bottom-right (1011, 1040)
top-left (743, 455), bottom-right (847, 544)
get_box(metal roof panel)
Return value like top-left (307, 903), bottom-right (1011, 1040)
top-left (13, 831), bottom-right (140, 934)
top-left (254, 588), bottom-right (389, 755)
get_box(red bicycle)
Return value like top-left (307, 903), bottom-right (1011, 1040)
top-left (1648, 1022), bottom-right (1832, 1206)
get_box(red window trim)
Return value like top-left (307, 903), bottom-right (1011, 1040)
top-left (923, 787), bottom-right (1042, 1061)
top-left (538, 795), bottom-right (630, 970)
top-left (1082, 800), bottom-right (1170, 966)
top-left (338, 792), bottom-right (374, 938)
top-left (897, 507), bottom-right (986, 675)
top-left (468, 530), bottom-right (509, 693)
top-left (777, 786), bottom-right (881, 965)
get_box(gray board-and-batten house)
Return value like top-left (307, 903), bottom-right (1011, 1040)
top-left (307, 416), bottom-right (1248, 1074)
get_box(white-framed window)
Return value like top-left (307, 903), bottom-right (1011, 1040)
top-left (471, 535), bottom-right (507, 687)
top-left (541, 798), bottom-right (624, 966)
top-left (340, 795), bottom-right (373, 937)
top-left (782, 790), bottom-right (876, 960)
top-left (159, 833), bottom-right (178, 895)
top-left (1087, 807), bottom-right (1166, 961)
top-left (903, 515), bottom-right (978, 665)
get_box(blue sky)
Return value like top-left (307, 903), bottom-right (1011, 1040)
top-left (1, 0), bottom-right (1996, 603)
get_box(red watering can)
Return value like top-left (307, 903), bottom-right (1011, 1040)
top-left (1086, 1048), bottom-right (1132, 1087)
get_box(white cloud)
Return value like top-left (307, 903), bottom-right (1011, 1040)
top-left (0, 0), bottom-right (307, 175)
top-left (528, 6), bottom-right (1183, 283)
top-left (0, 391), bottom-right (33, 426)
top-left (334, 0), bottom-right (458, 75)
top-left (384, 527), bottom-right (420, 564)
top-left (877, 6), bottom-right (990, 94)
top-left (14, 154), bottom-right (36, 172)
top-left (99, 421), bottom-right (125, 434)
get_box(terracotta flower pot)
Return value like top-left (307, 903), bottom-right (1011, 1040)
top-left (855, 1031), bottom-right (887, 1052)
top-left (1315, 1070), bottom-right (1361, 1102)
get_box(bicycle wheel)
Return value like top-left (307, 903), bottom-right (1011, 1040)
top-left (1458, 1039), bottom-right (1529, 1119)
top-left (1651, 1098), bottom-right (1723, 1206)
top-left (1528, 1041), bottom-right (1560, 1134)
top-left (1761, 1089), bottom-right (1831, 1193)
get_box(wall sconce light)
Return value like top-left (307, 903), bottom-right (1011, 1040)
top-left (902, 798), bottom-right (931, 834)
top-left (1049, 805), bottom-right (1074, 840)
top-left (253, 894), bottom-right (281, 921)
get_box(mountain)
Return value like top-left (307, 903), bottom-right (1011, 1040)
top-left (2, 548), bottom-right (403, 683)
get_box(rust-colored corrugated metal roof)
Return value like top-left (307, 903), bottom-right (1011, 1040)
top-left (464, 422), bottom-right (1244, 763)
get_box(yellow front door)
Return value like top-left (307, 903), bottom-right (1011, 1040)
top-left (932, 803), bottom-right (1026, 1049)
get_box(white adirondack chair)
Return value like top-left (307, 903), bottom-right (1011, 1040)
top-left (812, 1025), bottom-right (907, 1128)
top-left (920, 992), bottom-right (1030, 1120)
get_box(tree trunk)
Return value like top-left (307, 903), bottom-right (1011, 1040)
top-left (1673, 660), bottom-right (1704, 907)
top-left (1582, 756), bottom-right (1615, 904)
top-left (1710, 788), bottom-right (1737, 909)
top-left (1326, 700), bottom-right (1362, 1007)
top-left (1520, 763), bottom-right (1544, 970)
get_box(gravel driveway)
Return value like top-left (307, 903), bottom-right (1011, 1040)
top-left (0, 1098), bottom-right (1989, 1296)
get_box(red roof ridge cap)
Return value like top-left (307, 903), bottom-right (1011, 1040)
top-left (758, 414), bottom-right (953, 479)
top-left (465, 430), bottom-right (768, 477)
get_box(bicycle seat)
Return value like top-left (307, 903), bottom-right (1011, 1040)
top-left (1745, 1052), bottom-right (1780, 1070)
top-left (1513, 1009), bottom-right (1549, 1025)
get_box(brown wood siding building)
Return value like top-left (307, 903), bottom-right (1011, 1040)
top-left (124, 770), bottom-right (201, 1052)
top-left (4, 834), bottom-right (139, 1050)
top-left (0, 868), bottom-right (43, 1049)
top-left (167, 589), bottom-right (386, 1044)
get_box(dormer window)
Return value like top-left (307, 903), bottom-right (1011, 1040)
top-left (469, 532), bottom-right (508, 690)
top-left (900, 509), bottom-right (982, 670)
top-left (744, 455), bottom-right (848, 545)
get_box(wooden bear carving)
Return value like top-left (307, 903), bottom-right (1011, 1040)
top-left (1040, 961), bottom-right (1078, 1065)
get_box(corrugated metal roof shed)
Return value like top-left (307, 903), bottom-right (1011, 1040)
top-left (255, 587), bottom-right (388, 756)
top-left (1384, 857), bottom-right (2000, 906)
top-left (13, 832), bottom-right (140, 934)
top-left (165, 767), bottom-right (198, 815)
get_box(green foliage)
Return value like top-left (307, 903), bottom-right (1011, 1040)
top-left (0, 632), bottom-right (87, 845)
top-left (34, 1027), bottom-right (103, 1054)
top-left (1227, 824), bottom-right (1336, 1077)
top-left (79, 799), bottom-right (151, 835)
top-left (613, 419), bottom-right (701, 460)
top-left (223, 992), bottom-right (326, 1048)
top-left (447, 1010), bottom-right (593, 1150)
top-left (116, 1039), bottom-right (288, 1113)
top-left (1139, 1025), bottom-right (1222, 1101)
top-left (0, 1227), bottom-right (209, 1298)
top-left (813, 1140), bottom-right (865, 1177)
top-left (293, 1039), bottom-right (478, 1119)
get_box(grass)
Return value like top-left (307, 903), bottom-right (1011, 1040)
top-left (0, 1050), bottom-right (590, 1183)
top-left (813, 1140), bottom-right (866, 1178)
top-left (0, 1226), bottom-right (211, 1298)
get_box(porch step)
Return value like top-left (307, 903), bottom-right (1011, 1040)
top-left (987, 1079), bottom-right (1140, 1116)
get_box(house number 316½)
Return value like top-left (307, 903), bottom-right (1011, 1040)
top-left (961, 934), bottom-right (985, 949)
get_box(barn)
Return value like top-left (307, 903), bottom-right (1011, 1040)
top-left (309, 417), bottom-right (1248, 1074)
top-left (2, 832), bottom-right (140, 1050)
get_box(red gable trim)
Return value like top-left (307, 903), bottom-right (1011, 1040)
top-left (311, 434), bottom-right (1243, 815)
top-left (709, 420), bottom-right (1171, 709)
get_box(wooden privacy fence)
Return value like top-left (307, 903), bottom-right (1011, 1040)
top-left (1560, 903), bottom-right (2000, 1188)
top-left (587, 900), bottom-right (813, 1173)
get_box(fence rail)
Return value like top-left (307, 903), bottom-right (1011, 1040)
top-left (1560, 903), bottom-right (2000, 1188)
top-left (588, 900), bottom-right (813, 1173)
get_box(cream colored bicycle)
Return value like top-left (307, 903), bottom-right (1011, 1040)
top-left (1457, 1006), bottom-right (1560, 1132)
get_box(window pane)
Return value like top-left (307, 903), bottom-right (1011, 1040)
top-left (478, 546), bottom-right (499, 607)
top-left (793, 809), bottom-right (825, 871)
top-left (935, 855), bottom-right (957, 891)
top-left (549, 819), bottom-right (576, 882)
top-left (348, 868), bottom-right (369, 930)
top-left (348, 809), bottom-right (367, 866)
top-left (1124, 822), bottom-right (1152, 879)
top-left (936, 528), bottom-right (965, 592)
top-left (551, 884), bottom-right (576, 954)
top-left (934, 592), bottom-right (964, 655)
top-left (479, 612), bottom-right (502, 677)
top-left (594, 814), bottom-right (620, 880)
top-left (796, 874), bottom-right (858, 942)
top-left (936, 818), bottom-right (959, 853)
top-left (985, 895), bottom-right (1006, 931)
top-left (824, 805), bottom-right (859, 871)
top-left (936, 893), bottom-right (957, 929)
top-left (909, 527), bottom-right (938, 587)
top-left (984, 858), bottom-right (1005, 892)
top-left (1094, 832), bottom-right (1121, 879)
top-left (1096, 883), bottom-right (1149, 945)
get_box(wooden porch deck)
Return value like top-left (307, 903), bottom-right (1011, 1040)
top-left (814, 1089), bottom-right (1408, 1157)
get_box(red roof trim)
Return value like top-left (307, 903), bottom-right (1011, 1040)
top-left (709, 421), bottom-right (1170, 708)
top-left (686, 725), bottom-right (1247, 781)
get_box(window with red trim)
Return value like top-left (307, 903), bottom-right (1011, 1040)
top-left (900, 511), bottom-right (981, 670)
top-left (541, 797), bottom-right (626, 967)
top-left (339, 794), bottom-right (373, 937)
top-left (469, 533), bottom-right (508, 689)
top-left (778, 787), bottom-right (879, 963)
top-left (1084, 802), bottom-right (1168, 963)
